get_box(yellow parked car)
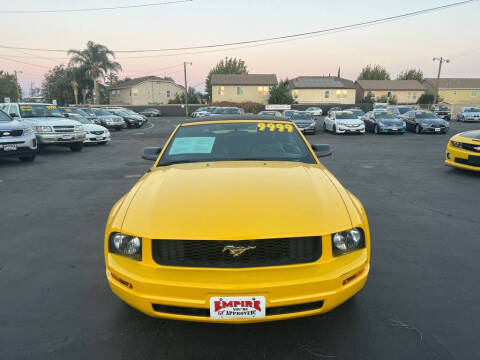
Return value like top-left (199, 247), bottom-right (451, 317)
top-left (445, 130), bottom-right (480, 171)
top-left (105, 115), bottom-right (370, 323)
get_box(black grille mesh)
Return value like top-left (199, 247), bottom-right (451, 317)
top-left (152, 237), bottom-right (322, 268)
top-left (0, 129), bottom-right (23, 137)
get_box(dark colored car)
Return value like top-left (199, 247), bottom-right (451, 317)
top-left (283, 110), bottom-right (298, 119)
top-left (139, 108), bottom-right (162, 117)
top-left (291, 111), bottom-right (316, 134)
top-left (79, 107), bottom-right (101, 124)
top-left (363, 111), bottom-right (405, 134)
top-left (109, 109), bottom-right (144, 128)
top-left (404, 110), bottom-right (450, 134)
top-left (431, 104), bottom-right (451, 120)
top-left (212, 107), bottom-right (244, 115)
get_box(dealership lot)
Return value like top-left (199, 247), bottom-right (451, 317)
top-left (0, 117), bottom-right (478, 360)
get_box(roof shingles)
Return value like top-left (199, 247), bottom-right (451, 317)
top-left (288, 76), bottom-right (356, 89)
top-left (109, 76), bottom-right (182, 90)
top-left (211, 74), bottom-right (277, 86)
top-left (356, 80), bottom-right (425, 91)
top-left (424, 78), bottom-right (480, 89)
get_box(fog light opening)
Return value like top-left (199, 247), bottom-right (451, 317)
top-left (342, 269), bottom-right (363, 286)
top-left (111, 272), bottom-right (133, 289)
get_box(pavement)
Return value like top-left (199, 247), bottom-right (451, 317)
top-left (0, 116), bottom-right (479, 360)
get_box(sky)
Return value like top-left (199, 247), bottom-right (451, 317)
top-left (0, 0), bottom-right (479, 95)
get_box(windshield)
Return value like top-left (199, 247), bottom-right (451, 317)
top-left (466, 107), bottom-right (480, 112)
top-left (416, 111), bottom-right (437, 119)
top-left (259, 111), bottom-right (277, 116)
top-left (291, 112), bottom-right (313, 120)
top-left (347, 109), bottom-right (365, 117)
top-left (224, 108), bottom-right (241, 114)
top-left (80, 108), bottom-right (95, 116)
top-left (157, 122), bottom-right (316, 166)
top-left (212, 108), bottom-right (225, 114)
top-left (70, 108), bottom-right (89, 116)
top-left (94, 109), bottom-right (113, 116)
top-left (0, 110), bottom-right (11, 122)
top-left (397, 107), bottom-right (414, 114)
top-left (283, 111), bottom-right (297, 118)
top-left (374, 111), bottom-right (397, 119)
top-left (19, 104), bottom-right (63, 118)
top-left (434, 105), bottom-right (449, 111)
top-left (336, 112), bottom-right (358, 119)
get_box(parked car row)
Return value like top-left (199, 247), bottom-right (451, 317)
top-left (191, 106), bottom-right (245, 117)
top-left (0, 103), bottom-right (147, 163)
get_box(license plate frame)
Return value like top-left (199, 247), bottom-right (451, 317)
top-left (210, 296), bottom-right (266, 320)
top-left (2, 144), bottom-right (17, 151)
top-left (435, 128), bottom-right (441, 132)
top-left (62, 134), bottom-right (73, 140)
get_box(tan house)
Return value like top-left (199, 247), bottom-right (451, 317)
top-left (288, 77), bottom-right (357, 104)
top-left (211, 74), bottom-right (277, 104)
top-left (356, 80), bottom-right (425, 104)
top-left (109, 76), bottom-right (184, 105)
top-left (423, 78), bottom-right (480, 105)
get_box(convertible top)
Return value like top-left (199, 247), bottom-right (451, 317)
top-left (183, 114), bottom-right (290, 124)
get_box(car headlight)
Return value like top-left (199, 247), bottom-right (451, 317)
top-left (421, 122), bottom-right (429, 126)
top-left (35, 126), bottom-right (53, 133)
top-left (451, 141), bottom-right (461, 148)
top-left (108, 232), bottom-right (142, 260)
top-left (23, 127), bottom-right (33, 135)
top-left (75, 125), bottom-right (83, 132)
top-left (332, 228), bottom-right (365, 256)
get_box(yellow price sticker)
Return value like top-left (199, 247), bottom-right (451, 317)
top-left (257, 123), bottom-right (293, 133)
top-left (46, 105), bottom-right (57, 109)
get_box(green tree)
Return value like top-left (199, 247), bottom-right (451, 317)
top-left (68, 41), bottom-right (122, 104)
top-left (168, 87), bottom-right (200, 104)
top-left (42, 65), bottom-right (75, 105)
top-left (205, 57), bottom-right (248, 101)
top-left (0, 70), bottom-right (21, 102)
top-left (396, 69), bottom-right (424, 82)
top-left (268, 79), bottom-right (294, 104)
top-left (417, 93), bottom-right (442, 105)
top-left (357, 64), bottom-right (390, 80)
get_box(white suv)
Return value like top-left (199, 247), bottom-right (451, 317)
top-left (1, 103), bottom-right (85, 152)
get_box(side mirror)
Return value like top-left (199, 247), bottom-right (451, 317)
top-left (142, 147), bottom-right (162, 161)
top-left (311, 144), bottom-right (332, 158)
top-left (10, 113), bottom-right (17, 118)
top-left (63, 113), bottom-right (69, 118)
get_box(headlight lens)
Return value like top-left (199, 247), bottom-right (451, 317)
top-left (35, 126), bottom-right (53, 133)
top-left (451, 141), bottom-right (461, 148)
top-left (75, 125), bottom-right (83, 132)
top-left (109, 232), bottom-right (142, 260)
top-left (332, 228), bottom-right (365, 256)
top-left (23, 127), bottom-right (33, 135)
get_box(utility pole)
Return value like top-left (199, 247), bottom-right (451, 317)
top-left (432, 57), bottom-right (450, 105)
top-left (184, 61), bottom-right (192, 118)
top-left (14, 70), bottom-right (22, 101)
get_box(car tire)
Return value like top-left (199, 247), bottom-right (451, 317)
top-left (135, 123), bottom-right (141, 128)
top-left (374, 125), bottom-right (379, 134)
top-left (70, 143), bottom-right (83, 152)
top-left (323, 122), bottom-right (327, 131)
top-left (332, 125), bottom-right (337, 134)
top-left (415, 125), bottom-right (421, 134)
top-left (19, 153), bottom-right (36, 162)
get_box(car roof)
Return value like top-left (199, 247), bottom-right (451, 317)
top-left (181, 114), bottom-right (291, 124)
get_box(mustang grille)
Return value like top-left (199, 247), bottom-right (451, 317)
top-left (151, 237), bottom-right (322, 268)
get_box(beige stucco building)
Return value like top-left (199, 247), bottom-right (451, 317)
top-left (211, 74), bottom-right (278, 104)
top-left (109, 76), bottom-right (184, 105)
top-left (288, 77), bottom-right (357, 104)
top-left (423, 78), bottom-right (480, 105)
top-left (356, 80), bottom-right (425, 104)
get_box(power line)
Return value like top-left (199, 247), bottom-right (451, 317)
top-left (0, 0), bottom-right (192, 14)
top-left (122, 63), bottom-right (184, 73)
top-left (0, 56), bottom-right (51, 68)
top-left (449, 47), bottom-right (480, 59)
top-left (0, 0), bottom-right (476, 53)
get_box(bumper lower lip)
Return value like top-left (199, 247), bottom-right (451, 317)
top-left (105, 249), bottom-right (369, 323)
top-left (36, 133), bottom-right (85, 144)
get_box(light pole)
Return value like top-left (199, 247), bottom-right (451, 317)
top-left (432, 57), bottom-right (450, 105)
top-left (184, 61), bottom-right (192, 118)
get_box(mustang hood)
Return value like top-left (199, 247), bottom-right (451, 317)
top-left (121, 162), bottom-right (353, 240)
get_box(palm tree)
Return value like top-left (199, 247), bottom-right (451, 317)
top-left (68, 41), bottom-right (122, 104)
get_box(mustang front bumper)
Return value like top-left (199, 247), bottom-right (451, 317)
top-left (106, 240), bottom-right (369, 323)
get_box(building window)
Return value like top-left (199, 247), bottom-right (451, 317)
top-left (412, 92), bottom-right (417, 100)
top-left (324, 90), bottom-right (329, 98)
top-left (471, 90), bottom-right (478, 97)
top-left (237, 87), bottom-right (243, 95)
top-left (369, 91), bottom-right (376, 98)
top-left (257, 86), bottom-right (269, 95)
top-left (218, 86), bottom-right (224, 96)
top-left (336, 89), bottom-right (347, 98)
top-left (342, 90), bottom-right (347, 98)
top-left (167, 90), bottom-right (171, 98)
top-left (387, 91), bottom-right (393, 98)
top-left (132, 88), bottom-right (138, 97)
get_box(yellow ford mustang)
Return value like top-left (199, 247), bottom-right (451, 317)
top-left (445, 130), bottom-right (480, 171)
top-left (105, 116), bottom-right (370, 323)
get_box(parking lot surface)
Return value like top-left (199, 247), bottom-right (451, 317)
top-left (1, 117), bottom-right (478, 360)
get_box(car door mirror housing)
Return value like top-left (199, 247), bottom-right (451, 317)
top-left (142, 147), bottom-right (162, 161)
top-left (10, 113), bottom-right (17, 118)
top-left (311, 144), bottom-right (332, 158)
top-left (63, 113), bottom-right (69, 118)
